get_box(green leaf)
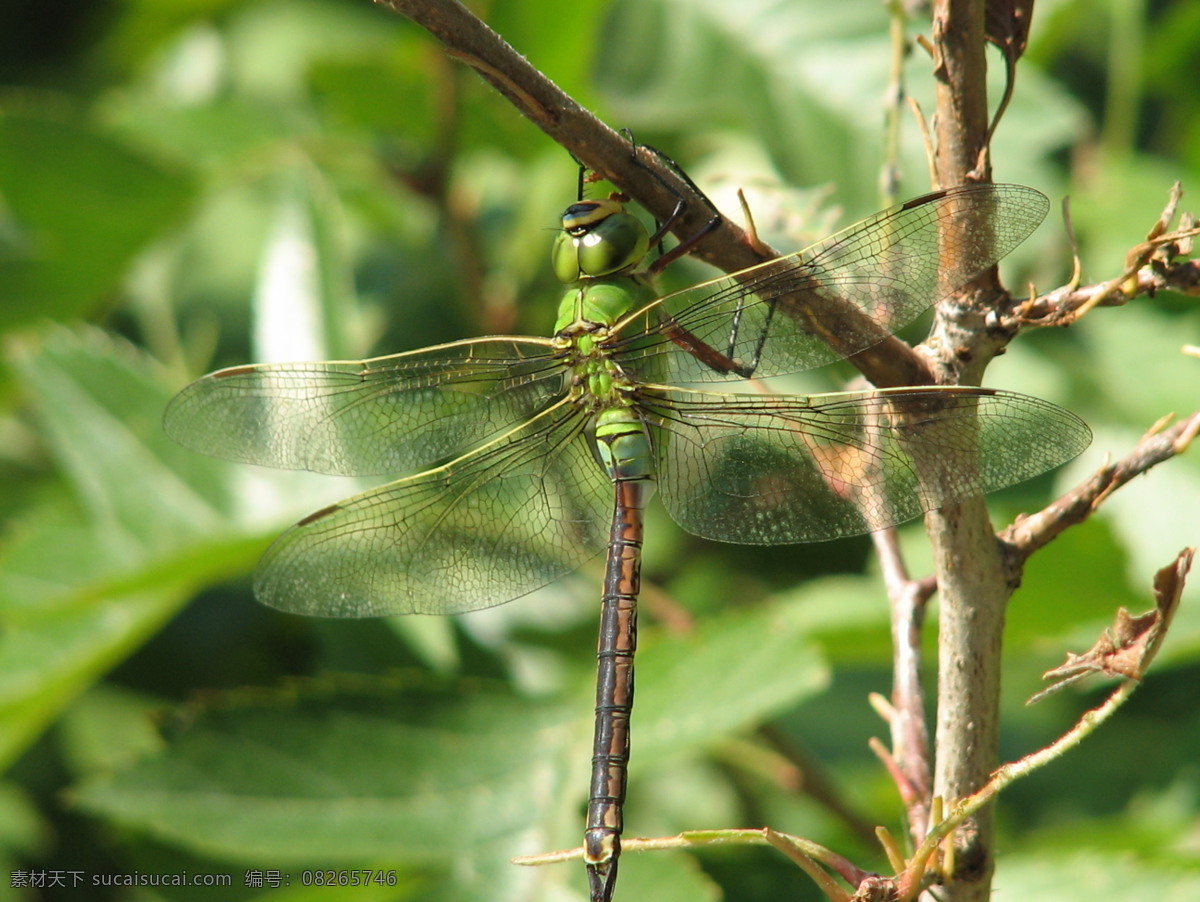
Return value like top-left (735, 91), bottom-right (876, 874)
top-left (247, 166), bottom-right (358, 363)
top-left (759, 573), bottom-right (894, 666)
top-left (0, 114), bottom-right (194, 328)
top-left (106, 94), bottom-right (303, 169)
top-left (1072, 307), bottom-right (1200, 428)
top-left (8, 328), bottom-right (225, 551)
top-left (0, 781), bottom-right (46, 861)
top-left (65, 601), bottom-right (824, 893)
top-left (620, 598), bottom-right (830, 770)
top-left (604, 849), bottom-right (720, 902)
top-left (56, 686), bottom-right (167, 775)
top-left (1006, 518), bottom-right (1140, 648)
top-left (595, 0), bottom-right (889, 206)
top-left (996, 850), bottom-right (1200, 901)
top-left (595, 0), bottom-right (1080, 213)
top-left (72, 675), bottom-right (574, 866)
top-left (0, 327), bottom-right (263, 769)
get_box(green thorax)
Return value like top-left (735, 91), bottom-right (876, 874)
top-left (551, 197), bottom-right (655, 334)
top-left (553, 276), bottom-right (656, 336)
top-left (550, 196), bottom-right (658, 400)
top-left (550, 195), bottom-right (659, 483)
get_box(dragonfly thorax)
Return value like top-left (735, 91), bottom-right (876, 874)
top-left (560, 326), bottom-right (632, 407)
top-left (557, 324), bottom-right (652, 484)
top-left (553, 273), bottom-right (657, 338)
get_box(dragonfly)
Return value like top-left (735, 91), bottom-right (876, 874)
top-left (164, 176), bottom-right (1090, 902)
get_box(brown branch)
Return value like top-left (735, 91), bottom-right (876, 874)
top-left (1015, 258), bottom-right (1200, 326)
top-left (373, 2), bottom-right (739, 255)
top-left (931, 0), bottom-right (993, 185)
top-left (927, 2), bottom-right (1009, 899)
top-left (1008, 183), bottom-right (1199, 328)
top-left (1001, 411), bottom-right (1200, 569)
top-left (375, 0), bottom-right (932, 388)
top-left (871, 528), bottom-right (935, 844)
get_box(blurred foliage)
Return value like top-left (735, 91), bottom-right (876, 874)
top-left (0, 0), bottom-right (1198, 900)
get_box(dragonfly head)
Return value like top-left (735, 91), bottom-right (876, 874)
top-left (553, 198), bottom-right (650, 283)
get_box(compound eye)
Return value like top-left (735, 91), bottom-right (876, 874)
top-left (552, 199), bottom-right (650, 282)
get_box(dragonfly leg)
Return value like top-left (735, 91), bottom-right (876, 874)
top-left (645, 203), bottom-right (720, 276)
top-left (658, 314), bottom-right (757, 378)
top-left (612, 131), bottom-right (722, 277)
top-left (723, 290), bottom-right (778, 376)
top-left (623, 134), bottom-right (779, 374)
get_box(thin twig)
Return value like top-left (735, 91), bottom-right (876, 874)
top-left (922, 548), bottom-right (1192, 855)
top-left (871, 528), bottom-right (935, 844)
top-left (1001, 411), bottom-right (1200, 569)
top-left (1012, 185), bottom-right (1199, 328)
top-left (881, 0), bottom-right (912, 204)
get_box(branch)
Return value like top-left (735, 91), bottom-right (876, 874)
top-left (1001, 411), bottom-right (1200, 568)
top-left (516, 826), bottom-right (874, 899)
top-left (933, 546), bottom-right (1192, 834)
top-left (372, 2), bottom-right (737, 250)
top-left (926, 2), bottom-right (1009, 899)
top-left (375, 0), bottom-right (933, 387)
top-left (870, 529), bottom-right (935, 844)
top-left (1010, 183), bottom-right (1200, 329)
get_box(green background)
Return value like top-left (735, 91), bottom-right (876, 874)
top-left (1, 0), bottom-right (1198, 900)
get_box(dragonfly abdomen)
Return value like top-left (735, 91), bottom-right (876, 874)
top-left (594, 407), bottom-right (655, 483)
top-left (586, 474), bottom-right (650, 902)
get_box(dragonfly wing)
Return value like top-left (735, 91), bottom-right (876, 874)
top-left (618, 184), bottom-right (1049, 382)
top-left (164, 337), bottom-right (566, 476)
top-left (254, 401), bottom-right (613, 616)
top-left (642, 386), bottom-right (1090, 543)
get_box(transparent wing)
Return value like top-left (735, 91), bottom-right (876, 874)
top-left (163, 337), bottom-right (566, 477)
top-left (254, 400), bottom-right (613, 616)
top-left (641, 385), bottom-right (1090, 543)
top-left (613, 184), bottom-right (1050, 382)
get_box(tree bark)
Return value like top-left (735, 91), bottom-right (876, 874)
top-left (927, 1), bottom-right (1008, 899)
